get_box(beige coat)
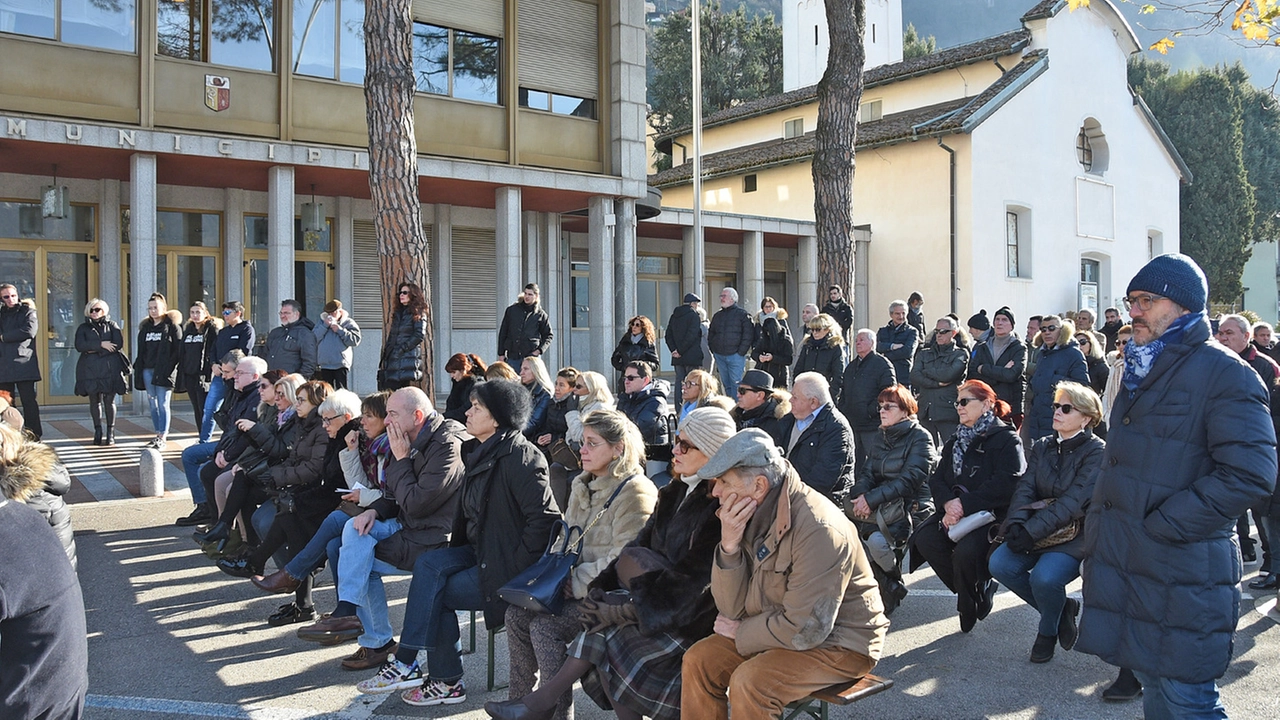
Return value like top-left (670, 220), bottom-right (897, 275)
top-left (564, 469), bottom-right (657, 598)
top-left (712, 469), bottom-right (889, 659)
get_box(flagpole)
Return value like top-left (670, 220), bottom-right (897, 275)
top-left (691, 0), bottom-right (705, 300)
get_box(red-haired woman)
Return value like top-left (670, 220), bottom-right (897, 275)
top-left (909, 379), bottom-right (1024, 634)
top-left (378, 283), bottom-right (428, 390)
top-left (444, 353), bottom-right (487, 423)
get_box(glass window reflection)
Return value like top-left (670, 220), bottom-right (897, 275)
top-left (210, 0), bottom-right (275, 71)
top-left (293, 0), bottom-right (336, 79)
top-left (412, 23), bottom-right (448, 95)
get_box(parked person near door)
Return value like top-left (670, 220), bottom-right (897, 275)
top-left (135, 293), bottom-right (183, 449)
top-left (0, 283), bottom-right (42, 439)
top-left (74, 298), bottom-right (127, 446)
top-left (707, 287), bottom-right (754, 397)
top-left (180, 302), bottom-right (222, 443)
top-left (205, 301), bottom-right (255, 439)
top-left (314, 299), bottom-right (361, 390)
top-left (379, 283), bottom-right (428, 391)
top-left (498, 283), bottom-right (554, 364)
top-left (260, 299), bottom-right (317, 377)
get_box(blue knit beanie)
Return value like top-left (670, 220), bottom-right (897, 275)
top-left (1126, 253), bottom-right (1208, 312)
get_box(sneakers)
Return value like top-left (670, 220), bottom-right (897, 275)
top-left (401, 678), bottom-right (466, 707)
top-left (356, 659), bottom-right (423, 695)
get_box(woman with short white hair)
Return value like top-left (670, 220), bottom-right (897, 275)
top-left (74, 298), bottom-right (127, 446)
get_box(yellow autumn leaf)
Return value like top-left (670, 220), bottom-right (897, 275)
top-left (1242, 22), bottom-right (1272, 41)
top-left (1149, 37), bottom-right (1176, 54)
top-left (1139, 4), bottom-right (1156, 14)
top-left (1066, 0), bottom-right (1090, 10)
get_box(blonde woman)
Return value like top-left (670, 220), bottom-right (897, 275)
top-left (567, 371), bottom-right (615, 445)
top-left (794, 313), bottom-right (847, 400)
top-left (520, 356), bottom-right (555, 440)
top-left (678, 369), bottom-right (722, 422)
top-left (1024, 316), bottom-right (1088, 442)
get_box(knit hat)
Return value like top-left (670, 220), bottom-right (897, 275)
top-left (470, 379), bottom-right (532, 432)
top-left (993, 306), bottom-right (1015, 328)
top-left (739, 369), bottom-right (774, 392)
top-left (677, 407), bottom-right (736, 459)
top-left (696, 428), bottom-right (783, 481)
top-left (1127, 253), bottom-right (1208, 312)
top-left (684, 293), bottom-right (702, 304)
top-left (967, 309), bottom-right (990, 332)
top-left (323, 299), bottom-right (342, 314)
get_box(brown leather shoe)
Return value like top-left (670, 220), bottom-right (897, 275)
top-left (341, 642), bottom-right (396, 671)
top-left (252, 569), bottom-right (301, 595)
top-left (296, 614), bottom-right (364, 643)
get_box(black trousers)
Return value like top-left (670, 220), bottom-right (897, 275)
top-left (184, 374), bottom-right (208, 428)
top-left (315, 367), bottom-right (348, 390)
top-left (0, 380), bottom-right (41, 438)
top-left (911, 515), bottom-right (997, 616)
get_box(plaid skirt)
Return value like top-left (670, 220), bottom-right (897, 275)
top-left (567, 624), bottom-right (692, 720)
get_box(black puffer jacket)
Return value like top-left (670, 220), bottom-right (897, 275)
top-left (968, 336), bottom-right (1026, 411)
top-left (837, 351), bottom-right (895, 432)
top-left (927, 418), bottom-right (1024, 520)
top-left (611, 334), bottom-right (660, 373)
top-left (848, 418), bottom-right (937, 543)
top-left (498, 300), bottom-right (553, 360)
top-left (707, 304), bottom-right (754, 357)
top-left (1004, 432), bottom-right (1103, 561)
top-left (616, 380), bottom-right (673, 446)
top-left (1083, 355), bottom-right (1109, 398)
top-left (910, 338), bottom-right (969, 424)
top-left (544, 393), bottom-right (577, 442)
top-left (445, 375), bottom-right (479, 423)
top-left (380, 307), bottom-right (427, 386)
top-left (134, 310), bottom-right (183, 390)
top-left (776, 406), bottom-right (857, 500)
top-left (752, 314), bottom-right (794, 388)
top-left (794, 336), bottom-right (846, 402)
top-left (665, 304), bottom-right (704, 367)
top-left (74, 317), bottom-right (128, 397)
top-left (0, 300), bottom-right (40, 383)
top-left (179, 318), bottom-right (222, 392)
top-left (0, 440), bottom-right (76, 569)
top-left (452, 430), bottom-right (561, 628)
top-left (1025, 340), bottom-right (1089, 442)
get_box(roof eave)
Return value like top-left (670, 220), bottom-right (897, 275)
top-left (960, 54), bottom-right (1051, 133)
top-left (1132, 92), bottom-right (1194, 184)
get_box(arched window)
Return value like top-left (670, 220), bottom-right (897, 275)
top-left (1077, 119), bottom-right (1109, 175)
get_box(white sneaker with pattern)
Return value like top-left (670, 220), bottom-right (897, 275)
top-left (355, 659), bottom-right (422, 694)
top-left (401, 678), bottom-right (466, 706)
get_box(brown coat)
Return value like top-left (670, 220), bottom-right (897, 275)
top-left (711, 469), bottom-right (888, 659)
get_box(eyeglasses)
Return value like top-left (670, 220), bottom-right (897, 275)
top-left (1051, 403), bottom-right (1078, 415)
top-left (937, 329), bottom-right (953, 335)
top-left (673, 437), bottom-right (700, 454)
top-left (878, 403), bottom-right (901, 412)
top-left (1040, 325), bottom-right (1059, 333)
top-left (623, 375), bottom-right (642, 382)
top-left (1123, 294), bottom-right (1163, 312)
top-left (320, 414), bottom-right (341, 425)
top-left (88, 307), bottom-right (104, 314)
top-left (681, 381), bottom-right (700, 388)
top-left (582, 439), bottom-right (607, 449)
top-left (954, 397), bottom-right (980, 408)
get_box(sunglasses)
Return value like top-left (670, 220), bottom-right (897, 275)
top-left (259, 382), bottom-right (272, 390)
top-left (878, 403), bottom-right (901, 412)
top-left (623, 375), bottom-right (642, 381)
top-left (673, 437), bottom-right (700, 454)
top-left (937, 328), bottom-right (953, 335)
top-left (222, 309), bottom-right (235, 315)
top-left (630, 322), bottom-right (643, 327)
top-left (1040, 325), bottom-right (1059, 333)
top-left (1051, 403), bottom-right (1078, 414)
top-left (1076, 337), bottom-right (1091, 345)
top-left (954, 397), bottom-right (980, 408)
top-left (737, 386), bottom-right (763, 395)
top-left (89, 307), bottom-right (104, 314)
top-left (399, 290), bottom-right (410, 296)
top-left (574, 383), bottom-right (586, 390)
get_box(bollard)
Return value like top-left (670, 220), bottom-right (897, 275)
top-left (138, 447), bottom-right (165, 498)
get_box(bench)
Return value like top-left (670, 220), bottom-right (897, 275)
top-left (782, 674), bottom-right (894, 720)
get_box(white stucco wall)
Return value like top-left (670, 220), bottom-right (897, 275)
top-left (783, 0), bottom-right (903, 92)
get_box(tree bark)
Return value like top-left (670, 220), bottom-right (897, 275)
top-left (811, 0), bottom-right (865, 306)
top-left (364, 0), bottom-right (434, 399)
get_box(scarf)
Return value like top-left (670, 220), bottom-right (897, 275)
top-left (361, 432), bottom-right (392, 489)
top-left (986, 333), bottom-right (1016, 363)
top-left (276, 407), bottom-right (296, 428)
top-left (952, 410), bottom-right (997, 476)
top-left (1122, 311), bottom-right (1203, 391)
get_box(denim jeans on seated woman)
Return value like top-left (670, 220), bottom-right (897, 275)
top-left (398, 545), bottom-right (485, 684)
top-left (987, 543), bottom-right (1080, 637)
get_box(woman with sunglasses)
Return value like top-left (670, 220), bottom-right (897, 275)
top-left (74, 298), bottom-right (127, 446)
top-left (486, 407), bottom-right (735, 720)
top-left (567, 371), bottom-right (615, 446)
top-left (1024, 315), bottom-right (1089, 444)
top-left (612, 316), bottom-right (660, 391)
top-left (751, 297), bottom-right (794, 389)
top-left (846, 384), bottom-right (938, 615)
top-left (1074, 332), bottom-right (1110, 399)
top-left (989, 381), bottom-right (1103, 664)
top-left (910, 379), bottom-right (1023, 633)
top-left (378, 283), bottom-right (427, 390)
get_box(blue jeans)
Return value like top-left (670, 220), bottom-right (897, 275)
top-left (1132, 672), bottom-right (1227, 720)
top-left (200, 376), bottom-right (229, 443)
top-left (988, 544), bottom-right (1080, 637)
top-left (714, 352), bottom-right (746, 397)
top-left (181, 441), bottom-right (218, 504)
top-left (325, 519), bottom-right (409, 649)
top-left (400, 545), bottom-right (485, 683)
top-left (142, 368), bottom-right (173, 435)
top-left (284, 509), bottom-right (354, 579)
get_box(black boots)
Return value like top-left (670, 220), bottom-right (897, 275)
top-left (175, 503), bottom-right (213, 527)
top-left (93, 425), bottom-right (103, 445)
top-left (105, 425), bottom-right (115, 445)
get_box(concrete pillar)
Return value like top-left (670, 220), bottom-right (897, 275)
top-left (98, 179), bottom-right (122, 320)
top-left (495, 186), bottom-right (522, 307)
top-left (853, 226), bottom-right (872, 331)
top-left (433, 203), bottom-right (453, 398)
top-left (608, 0), bottom-right (648, 184)
top-left (683, 226), bottom-right (705, 301)
top-left (267, 166), bottom-right (294, 318)
top-left (523, 210), bottom-right (541, 289)
top-left (224, 188), bottom-right (245, 304)
top-left (335, 196), bottom-right (354, 306)
top-left (743, 230), bottom-right (764, 312)
top-left (614, 198), bottom-right (637, 329)
top-left (589, 197), bottom-right (616, 373)
top-left (138, 448), bottom-right (165, 497)
top-left (129, 153), bottom-right (157, 412)
top-left (540, 212), bottom-right (562, 372)
top-left (798, 234), bottom-right (818, 307)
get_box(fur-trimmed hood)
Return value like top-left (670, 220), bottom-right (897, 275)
top-left (0, 440), bottom-right (61, 502)
top-left (139, 309), bottom-right (184, 331)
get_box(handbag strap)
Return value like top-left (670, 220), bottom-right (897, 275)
top-left (571, 475), bottom-right (635, 551)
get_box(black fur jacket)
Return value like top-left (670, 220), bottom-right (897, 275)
top-left (0, 439), bottom-right (76, 570)
top-left (588, 475), bottom-right (721, 642)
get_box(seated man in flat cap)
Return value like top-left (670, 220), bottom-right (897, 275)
top-left (681, 429), bottom-right (889, 720)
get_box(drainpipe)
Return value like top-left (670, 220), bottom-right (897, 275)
top-left (937, 139), bottom-right (958, 314)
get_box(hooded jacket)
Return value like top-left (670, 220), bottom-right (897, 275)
top-left (665, 303), bottom-right (705, 368)
top-left (0, 439), bottom-right (76, 569)
top-left (314, 310), bottom-right (361, 370)
top-left (260, 316), bottom-right (318, 376)
top-left (0, 299), bottom-right (40, 383)
top-left (134, 310), bottom-right (184, 390)
top-left (752, 312), bottom-right (795, 387)
top-left (74, 316), bottom-right (128, 397)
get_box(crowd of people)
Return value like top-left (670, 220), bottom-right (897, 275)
top-left (3, 253), bottom-right (1279, 719)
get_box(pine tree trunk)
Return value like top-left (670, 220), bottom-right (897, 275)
top-left (811, 0), bottom-right (865, 304)
top-left (364, 0), bottom-right (434, 399)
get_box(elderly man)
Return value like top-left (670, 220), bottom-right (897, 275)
top-left (731, 368), bottom-right (790, 447)
top-left (260, 299), bottom-right (317, 376)
top-left (911, 316), bottom-right (969, 447)
top-left (820, 285), bottom-right (854, 340)
top-left (1216, 314), bottom-right (1280, 587)
top-left (838, 329), bottom-right (895, 474)
top-left (667, 292), bottom-right (705, 388)
top-left (1077, 254), bottom-right (1276, 718)
top-left (176, 354), bottom-right (263, 527)
top-left (681, 429), bottom-right (888, 720)
top-left (876, 300), bottom-right (919, 389)
top-left (498, 283), bottom-right (553, 363)
top-left (1074, 308), bottom-right (1096, 333)
top-left (0, 283), bottom-right (41, 439)
top-left (707, 287), bottom-right (755, 397)
top-left (776, 372), bottom-right (856, 502)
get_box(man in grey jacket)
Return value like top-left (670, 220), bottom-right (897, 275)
top-left (1077, 254), bottom-right (1277, 717)
top-left (314, 299), bottom-right (361, 389)
top-left (260, 299), bottom-right (318, 377)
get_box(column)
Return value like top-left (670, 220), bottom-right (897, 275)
top-left (335, 196), bottom-right (354, 306)
top-left (267, 166), bottom-right (295, 315)
top-left (433, 203), bottom-right (454, 397)
top-left (540, 212), bottom-right (562, 372)
top-left (589, 197), bottom-right (616, 373)
top-left (742, 230), bottom-right (764, 311)
top-left (798, 234), bottom-right (818, 307)
top-left (223, 188), bottom-right (245, 303)
top-left (98, 179), bottom-right (122, 320)
top-left (129, 154), bottom-right (157, 411)
top-left (614, 197), bottom-right (637, 329)
top-left (853, 226), bottom-right (872, 331)
top-left (495, 186), bottom-right (522, 307)
top-left (523, 210), bottom-right (541, 289)
top-left (683, 226), bottom-right (705, 300)
top-left (608, 0), bottom-right (648, 184)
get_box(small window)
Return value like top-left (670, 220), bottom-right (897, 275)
top-left (743, 174), bottom-right (758, 193)
top-left (519, 87), bottom-right (597, 119)
top-left (1077, 119), bottom-right (1109, 175)
top-left (412, 23), bottom-right (501, 104)
top-left (860, 100), bottom-right (883, 123)
top-left (784, 118), bottom-right (804, 139)
top-left (1006, 211), bottom-right (1020, 278)
top-left (1006, 206), bottom-right (1032, 279)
